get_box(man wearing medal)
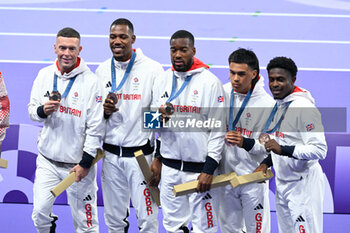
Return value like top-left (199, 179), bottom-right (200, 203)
top-left (218, 49), bottom-right (275, 233)
top-left (95, 18), bottom-right (164, 232)
top-left (28, 27), bottom-right (104, 232)
top-left (149, 30), bottom-right (226, 233)
top-left (255, 57), bottom-right (327, 233)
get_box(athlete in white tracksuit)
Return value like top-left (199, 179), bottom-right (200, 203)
top-left (28, 28), bottom-right (104, 233)
top-left (96, 19), bottom-right (164, 233)
top-left (150, 31), bottom-right (225, 233)
top-left (151, 52), bottom-right (226, 232)
top-left (219, 75), bottom-right (274, 233)
top-left (255, 57), bottom-right (327, 233)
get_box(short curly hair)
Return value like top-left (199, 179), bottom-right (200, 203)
top-left (266, 56), bottom-right (298, 77)
top-left (170, 30), bottom-right (195, 47)
top-left (110, 18), bottom-right (134, 34)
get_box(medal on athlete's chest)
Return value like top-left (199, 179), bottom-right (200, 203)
top-left (258, 133), bottom-right (270, 145)
top-left (109, 51), bottom-right (136, 106)
top-left (107, 92), bottom-right (118, 104)
top-left (51, 73), bottom-right (77, 102)
top-left (259, 101), bottom-right (292, 145)
top-left (49, 91), bottom-right (61, 101)
top-left (165, 102), bottom-right (175, 115)
top-left (165, 73), bottom-right (193, 116)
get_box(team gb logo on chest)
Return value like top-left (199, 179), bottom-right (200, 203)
top-left (71, 91), bottom-right (79, 105)
top-left (191, 89), bottom-right (199, 105)
top-left (244, 112), bottom-right (252, 126)
top-left (132, 77), bottom-right (140, 91)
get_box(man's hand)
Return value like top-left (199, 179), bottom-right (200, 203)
top-left (43, 100), bottom-right (60, 115)
top-left (149, 158), bottom-right (162, 187)
top-left (265, 139), bottom-right (282, 154)
top-left (196, 173), bottom-right (213, 193)
top-left (225, 131), bottom-right (243, 147)
top-left (254, 163), bottom-right (268, 176)
top-left (254, 163), bottom-right (268, 183)
top-left (103, 98), bottom-right (118, 116)
top-left (70, 164), bottom-right (90, 182)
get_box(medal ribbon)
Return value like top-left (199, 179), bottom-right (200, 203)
top-left (53, 73), bottom-right (77, 99)
top-left (262, 101), bottom-right (292, 134)
top-left (166, 72), bottom-right (193, 103)
top-left (228, 88), bottom-right (253, 131)
top-left (110, 51), bottom-right (136, 93)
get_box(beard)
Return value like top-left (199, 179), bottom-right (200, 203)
top-left (172, 58), bottom-right (193, 72)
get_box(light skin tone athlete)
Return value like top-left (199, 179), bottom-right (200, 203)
top-left (225, 61), bottom-right (258, 148)
top-left (43, 35), bottom-right (88, 182)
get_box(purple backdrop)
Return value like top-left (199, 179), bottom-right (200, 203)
top-left (0, 0), bottom-right (349, 217)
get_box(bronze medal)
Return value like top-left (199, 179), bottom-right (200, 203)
top-left (258, 133), bottom-right (270, 145)
top-left (107, 92), bottom-right (118, 105)
top-left (49, 91), bottom-right (61, 102)
top-left (165, 102), bottom-right (174, 115)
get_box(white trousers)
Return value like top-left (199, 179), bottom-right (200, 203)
top-left (275, 164), bottom-right (324, 233)
top-left (32, 153), bottom-right (99, 233)
top-left (160, 164), bottom-right (219, 233)
top-left (219, 181), bottom-right (270, 233)
top-left (101, 151), bottom-right (159, 233)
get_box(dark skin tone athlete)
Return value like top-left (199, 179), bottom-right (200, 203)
top-left (255, 67), bottom-right (296, 175)
top-left (103, 23), bottom-right (136, 116)
top-left (149, 37), bottom-right (214, 193)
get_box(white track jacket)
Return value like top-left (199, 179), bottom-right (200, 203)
top-left (220, 76), bottom-right (275, 176)
top-left (153, 58), bottom-right (226, 167)
top-left (269, 87), bottom-right (327, 181)
top-left (28, 58), bottom-right (104, 163)
top-left (96, 48), bottom-right (164, 147)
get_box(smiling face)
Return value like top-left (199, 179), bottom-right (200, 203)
top-left (170, 38), bottom-right (196, 72)
top-left (268, 67), bottom-right (296, 99)
top-left (54, 36), bottom-right (82, 74)
top-left (109, 24), bottom-right (136, 61)
top-left (229, 62), bottom-right (257, 94)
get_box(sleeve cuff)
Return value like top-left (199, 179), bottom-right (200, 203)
top-left (280, 145), bottom-right (297, 159)
top-left (202, 156), bottom-right (219, 175)
top-left (79, 151), bottom-right (94, 169)
top-left (260, 154), bottom-right (273, 168)
top-left (104, 112), bottom-right (111, 119)
top-left (37, 105), bottom-right (48, 118)
top-left (242, 137), bottom-right (255, 152)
